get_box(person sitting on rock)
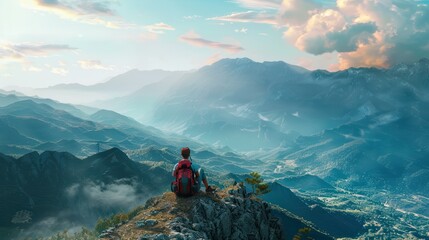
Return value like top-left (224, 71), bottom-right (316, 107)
top-left (171, 147), bottom-right (215, 196)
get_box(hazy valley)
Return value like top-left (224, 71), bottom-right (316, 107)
top-left (1, 58), bottom-right (428, 239)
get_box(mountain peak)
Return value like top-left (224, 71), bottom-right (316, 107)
top-left (90, 109), bottom-right (132, 121)
top-left (213, 57), bottom-right (255, 65)
top-left (86, 147), bottom-right (131, 163)
top-left (102, 147), bottom-right (128, 158)
top-left (418, 57), bottom-right (429, 64)
top-left (19, 151), bottom-right (41, 162)
top-left (206, 57), bottom-right (310, 76)
top-left (98, 185), bottom-right (283, 240)
top-left (2, 99), bottom-right (54, 112)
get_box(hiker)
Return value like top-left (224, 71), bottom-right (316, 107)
top-left (171, 147), bottom-right (214, 196)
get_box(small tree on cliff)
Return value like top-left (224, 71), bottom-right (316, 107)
top-left (245, 172), bottom-right (271, 196)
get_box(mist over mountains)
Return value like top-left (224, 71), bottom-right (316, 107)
top-left (12, 70), bottom-right (185, 104)
top-left (0, 148), bottom-right (172, 239)
top-left (1, 58), bottom-right (429, 239)
top-left (93, 58), bottom-right (429, 151)
top-left (87, 57), bottom-right (429, 195)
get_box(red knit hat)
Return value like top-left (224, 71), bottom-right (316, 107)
top-left (181, 147), bottom-right (190, 158)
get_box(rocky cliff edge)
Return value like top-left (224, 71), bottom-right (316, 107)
top-left (100, 186), bottom-right (283, 240)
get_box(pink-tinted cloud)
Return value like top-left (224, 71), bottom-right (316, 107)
top-left (25, 0), bottom-right (134, 28)
top-left (0, 43), bottom-right (76, 60)
top-left (0, 42), bottom-right (76, 73)
top-left (287, 9), bottom-right (377, 55)
top-left (208, 11), bottom-right (278, 25)
top-left (13, 44), bottom-right (76, 57)
top-left (181, 32), bottom-right (244, 53)
top-left (234, 0), bottom-right (282, 9)
top-left (144, 23), bottom-right (175, 34)
top-left (217, 0), bottom-right (429, 69)
top-left (278, 0), bottom-right (320, 26)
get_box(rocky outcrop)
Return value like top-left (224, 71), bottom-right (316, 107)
top-left (107, 186), bottom-right (283, 240)
top-left (166, 195), bottom-right (281, 239)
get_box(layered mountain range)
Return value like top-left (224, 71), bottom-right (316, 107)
top-left (93, 58), bottom-right (429, 151)
top-left (91, 58), bottom-right (429, 195)
top-left (1, 147), bottom-right (366, 239)
top-left (1, 57), bottom-right (428, 239)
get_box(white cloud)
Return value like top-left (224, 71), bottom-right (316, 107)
top-left (208, 11), bottom-right (278, 25)
top-left (51, 67), bottom-right (68, 76)
top-left (288, 9), bottom-right (377, 55)
top-left (0, 43), bottom-right (76, 59)
top-left (223, 0), bottom-right (429, 69)
top-left (81, 182), bottom-right (138, 207)
top-left (235, 28), bottom-right (248, 33)
top-left (180, 32), bottom-right (244, 53)
top-left (0, 42), bottom-right (76, 73)
top-left (144, 22), bottom-right (175, 34)
top-left (278, 0), bottom-right (320, 26)
top-left (25, 0), bottom-right (134, 29)
top-left (78, 60), bottom-right (112, 70)
top-left (183, 15), bottom-right (201, 20)
top-left (234, 28), bottom-right (249, 33)
top-left (234, 0), bottom-right (282, 9)
top-left (66, 181), bottom-right (142, 209)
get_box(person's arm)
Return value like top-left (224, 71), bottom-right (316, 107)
top-left (192, 163), bottom-right (200, 178)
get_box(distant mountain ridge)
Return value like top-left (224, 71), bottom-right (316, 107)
top-left (28, 69), bottom-right (186, 104)
top-left (95, 57), bottom-right (429, 151)
top-left (1, 57), bottom-right (428, 239)
top-left (88, 58), bottom-right (429, 227)
top-left (0, 98), bottom-right (194, 156)
top-left (0, 92), bottom-right (94, 118)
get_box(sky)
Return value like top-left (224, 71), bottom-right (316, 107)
top-left (1, 0), bottom-right (429, 88)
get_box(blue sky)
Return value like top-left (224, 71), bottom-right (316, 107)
top-left (1, 0), bottom-right (429, 88)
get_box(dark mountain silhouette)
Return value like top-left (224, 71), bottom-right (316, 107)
top-left (0, 148), bottom-right (171, 230)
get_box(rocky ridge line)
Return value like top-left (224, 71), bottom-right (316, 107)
top-left (100, 186), bottom-right (283, 240)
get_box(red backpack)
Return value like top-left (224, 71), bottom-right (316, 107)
top-left (171, 159), bottom-right (196, 197)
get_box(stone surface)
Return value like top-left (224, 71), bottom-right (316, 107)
top-left (108, 186), bottom-right (283, 240)
top-left (136, 219), bottom-right (159, 228)
top-left (149, 187), bottom-right (281, 239)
